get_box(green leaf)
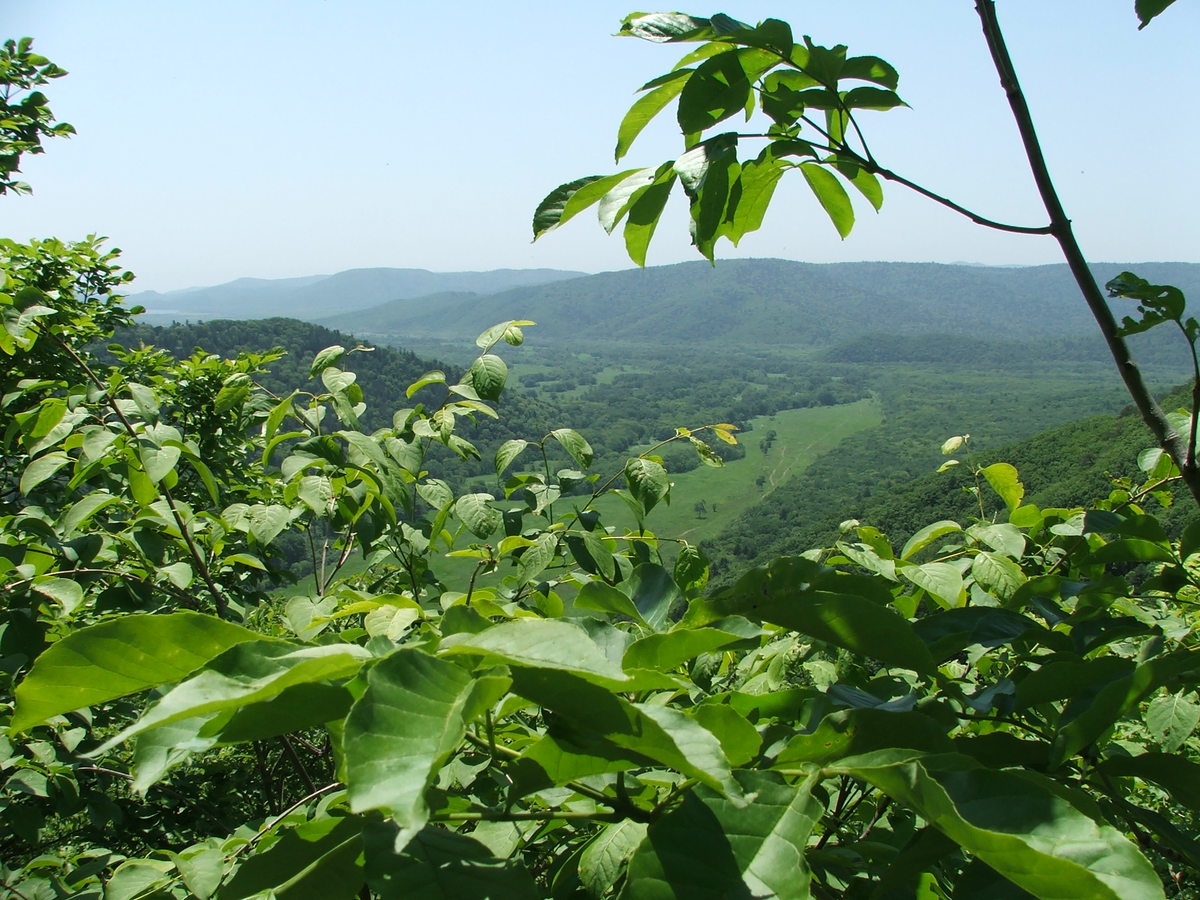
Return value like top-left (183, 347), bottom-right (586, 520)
top-left (981, 462), bottom-right (1025, 511)
top-left (828, 751), bottom-right (1163, 900)
top-left (599, 167), bottom-right (659, 234)
top-left (624, 172), bottom-right (676, 266)
top-left (625, 457), bottom-right (670, 515)
top-left (344, 650), bottom-right (478, 841)
top-left (517, 531), bottom-right (558, 584)
top-left (575, 579), bottom-right (644, 624)
top-left (439, 619), bottom-right (630, 687)
top-left (724, 155), bottom-right (784, 245)
top-left (20, 450), bottom-right (70, 493)
top-left (140, 443), bottom-right (180, 484)
top-left (971, 551), bottom-right (1027, 601)
top-left (1098, 752), bottom-right (1200, 809)
top-left (841, 86), bottom-right (906, 110)
top-left (97, 641), bottom-right (370, 751)
top-left (61, 490), bottom-right (121, 534)
top-left (309, 344), bottom-right (346, 377)
top-left (617, 69), bottom-right (691, 161)
top-left (510, 666), bottom-right (741, 799)
top-left (30, 575), bottom-right (83, 614)
top-left (774, 708), bottom-right (952, 767)
top-left (468, 354), bottom-right (506, 401)
top-left (364, 823), bottom-right (541, 899)
top-left (900, 561), bottom-right (965, 609)
top-left (913, 607), bottom-right (1040, 663)
top-left (627, 563), bottom-right (682, 631)
top-left (900, 520), bottom-right (962, 560)
top-left (454, 493), bottom-right (500, 539)
top-left (581, 820), bottom-right (649, 900)
top-left (621, 770), bottom-right (820, 900)
top-left (533, 170), bottom-right (641, 239)
top-left (800, 162), bottom-right (854, 238)
top-left (620, 12), bottom-right (713, 43)
top-left (1136, 0), bottom-right (1179, 30)
top-left (696, 557), bottom-right (935, 674)
top-left (550, 427), bottom-right (593, 469)
top-left (841, 54), bottom-right (900, 89)
top-left (220, 813), bottom-right (364, 900)
top-left (247, 503), bottom-right (295, 546)
top-left (495, 438), bottom-right (527, 477)
top-left (11, 612), bottom-right (262, 732)
top-left (623, 619), bottom-right (756, 672)
top-left (1143, 689), bottom-right (1200, 751)
top-left (406, 370), bottom-right (446, 398)
top-left (677, 48), bottom-right (777, 134)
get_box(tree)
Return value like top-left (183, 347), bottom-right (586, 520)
top-left (3, 11), bottom-right (1199, 900)
top-left (0, 37), bottom-right (74, 195)
top-left (533, 1), bottom-right (1200, 506)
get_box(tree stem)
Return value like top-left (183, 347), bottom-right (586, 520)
top-left (973, 0), bottom-right (1200, 505)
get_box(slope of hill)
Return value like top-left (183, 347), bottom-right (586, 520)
top-left (131, 267), bottom-right (587, 323)
top-left (321, 259), bottom-right (1200, 349)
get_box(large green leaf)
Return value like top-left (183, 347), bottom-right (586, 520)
top-left (11, 612), bottom-right (262, 732)
top-left (621, 770), bottom-right (820, 899)
top-left (1136, 0), bottom-right (1178, 28)
top-left (623, 618), bottom-right (759, 672)
top-left (439, 619), bottom-right (629, 687)
top-left (829, 751), bottom-right (1164, 899)
top-left (899, 560), bottom-right (965, 608)
top-left (1097, 752), bottom-right (1200, 810)
top-left (695, 557), bottom-right (935, 674)
top-left (625, 457), bottom-right (670, 515)
top-left (550, 427), bottom-right (593, 469)
top-left (533, 170), bottom-right (641, 238)
top-left (773, 708), bottom-right (952, 767)
top-left (617, 69), bottom-right (691, 161)
top-left (468, 354), bottom-right (506, 401)
top-left (364, 822), bottom-right (540, 899)
top-left (220, 812), bottom-right (364, 900)
top-left (1143, 689), bottom-right (1200, 751)
top-left (581, 820), bottom-right (649, 900)
top-left (627, 563), bottom-right (682, 631)
top-left (800, 162), bottom-right (854, 238)
top-left (344, 650), bottom-right (482, 845)
top-left (913, 607), bottom-right (1041, 663)
top-left (96, 641), bottom-right (370, 752)
top-left (454, 493), bottom-right (500, 539)
top-left (508, 668), bottom-right (741, 799)
top-left (623, 171), bottom-right (676, 266)
top-left (677, 47), bottom-right (776, 134)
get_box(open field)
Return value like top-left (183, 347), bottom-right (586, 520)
top-left (585, 397), bottom-right (882, 548)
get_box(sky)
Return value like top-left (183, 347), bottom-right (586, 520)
top-left (6, 1), bottom-right (1199, 293)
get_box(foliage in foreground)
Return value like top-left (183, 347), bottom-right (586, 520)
top-left (2, 12), bottom-right (1198, 899)
top-left (2, 239), bottom-right (1198, 899)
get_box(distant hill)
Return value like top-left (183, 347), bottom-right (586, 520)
top-left (131, 267), bottom-right (587, 323)
top-left (318, 259), bottom-right (1200, 349)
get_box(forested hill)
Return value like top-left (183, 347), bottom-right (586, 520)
top-left (130, 266), bottom-right (585, 323)
top-left (318, 259), bottom-right (1200, 348)
top-left (704, 383), bottom-right (1193, 580)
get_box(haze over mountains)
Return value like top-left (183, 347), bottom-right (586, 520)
top-left (132, 259), bottom-right (1200, 353)
top-left (131, 267), bottom-right (586, 322)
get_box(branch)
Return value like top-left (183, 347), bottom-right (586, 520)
top-left (40, 328), bottom-right (234, 615)
top-left (972, 0), bottom-right (1200, 506)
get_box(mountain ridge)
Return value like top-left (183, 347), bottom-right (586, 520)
top-left (131, 266), bottom-right (588, 322)
top-left (317, 258), bottom-right (1200, 349)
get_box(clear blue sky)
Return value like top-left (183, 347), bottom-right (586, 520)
top-left (8, 1), bottom-right (1199, 292)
